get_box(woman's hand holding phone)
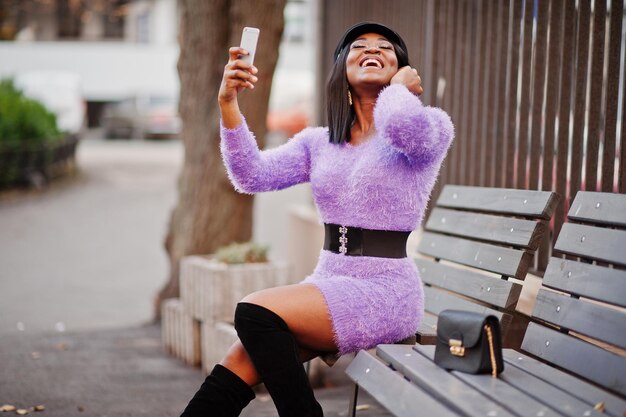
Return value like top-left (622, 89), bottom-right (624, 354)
top-left (218, 27), bottom-right (260, 104)
top-left (390, 66), bottom-right (423, 96)
top-left (219, 27), bottom-right (260, 128)
top-left (218, 47), bottom-right (258, 104)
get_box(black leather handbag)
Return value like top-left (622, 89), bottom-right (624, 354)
top-left (433, 310), bottom-right (504, 377)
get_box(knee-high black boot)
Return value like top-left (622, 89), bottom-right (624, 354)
top-left (234, 302), bottom-right (324, 417)
top-left (180, 364), bottom-right (255, 417)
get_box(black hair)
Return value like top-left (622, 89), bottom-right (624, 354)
top-left (326, 39), bottom-right (410, 144)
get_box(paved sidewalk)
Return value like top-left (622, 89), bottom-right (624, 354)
top-left (0, 324), bottom-right (392, 417)
top-left (0, 136), bottom-right (182, 336)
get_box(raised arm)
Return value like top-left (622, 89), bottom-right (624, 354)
top-left (220, 120), bottom-right (313, 194)
top-left (374, 83), bottom-right (454, 167)
top-left (219, 46), bottom-right (258, 129)
top-left (217, 45), bottom-right (311, 193)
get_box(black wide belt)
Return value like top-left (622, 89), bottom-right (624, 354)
top-left (323, 223), bottom-right (410, 258)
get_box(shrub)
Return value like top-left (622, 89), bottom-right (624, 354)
top-left (0, 79), bottom-right (62, 147)
top-left (215, 242), bottom-right (269, 264)
top-left (0, 79), bottom-right (68, 187)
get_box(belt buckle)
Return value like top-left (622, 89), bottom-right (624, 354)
top-left (338, 226), bottom-right (348, 254)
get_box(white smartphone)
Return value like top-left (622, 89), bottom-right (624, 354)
top-left (239, 27), bottom-right (260, 66)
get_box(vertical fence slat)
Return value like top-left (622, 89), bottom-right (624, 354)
top-left (448, 0), bottom-right (465, 186)
top-left (621, 0), bottom-right (626, 194)
top-left (621, 109), bottom-right (626, 194)
top-left (465, 2), bottom-right (480, 185)
top-left (442, 0), bottom-right (457, 185)
top-left (554, 0), bottom-right (577, 239)
top-left (430, 0), bottom-right (450, 203)
top-left (432, 0), bottom-right (447, 109)
top-left (463, 0), bottom-right (474, 184)
top-left (416, 0), bottom-right (426, 70)
top-left (570, 0), bottom-right (591, 195)
top-left (529, 0), bottom-right (549, 190)
top-left (542, 0), bottom-right (564, 195)
top-left (459, 0), bottom-right (473, 185)
top-left (442, 0), bottom-right (455, 114)
top-left (602, 0), bottom-right (622, 192)
top-left (484, 1), bottom-right (501, 187)
top-left (504, 0), bottom-right (523, 188)
top-left (476, 0), bottom-right (491, 187)
top-left (422, 0), bottom-right (435, 106)
top-left (621, 62), bottom-right (626, 193)
top-left (531, 0), bottom-right (552, 270)
top-left (516, 0), bottom-right (534, 189)
top-left (585, 0), bottom-right (607, 192)
top-left (494, 0), bottom-right (510, 188)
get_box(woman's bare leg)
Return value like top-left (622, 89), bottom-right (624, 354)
top-left (221, 341), bottom-right (321, 386)
top-left (219, 283), bottom-right (337, 386)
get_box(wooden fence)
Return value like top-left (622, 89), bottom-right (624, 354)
top-left (316, 0), bottom-right (625, 243)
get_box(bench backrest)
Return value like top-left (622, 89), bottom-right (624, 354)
top-left (416, 185), bottom-right (560, 348)
top-left (522, 191), bottom-right (626, 397)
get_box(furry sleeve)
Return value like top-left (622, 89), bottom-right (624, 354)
top-left (220, 118), bottom-right (312, 194)
top-left (374, 83), bottom-right (454, 167)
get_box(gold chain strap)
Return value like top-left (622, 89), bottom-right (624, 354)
top-left (485, 324), bottom-right (498, 378)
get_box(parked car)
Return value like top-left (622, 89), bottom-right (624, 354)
top-left (14, 71), bottom-right (86, 136)
top-left (101, 94), bottom-right (181, 139)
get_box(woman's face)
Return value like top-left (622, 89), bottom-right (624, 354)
top-left (345, 32), bottom-right (399, 90)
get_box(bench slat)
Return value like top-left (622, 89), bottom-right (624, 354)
top-left (345, 351), bottom-right (457, 417)
top-left (497, 358), bottom-right (603, 416)
top-left (419, 232), bottom-right (531, 279)
top-left (521, 322), bottom-right (626, 397)
top-left (377, 344), bottom-right (518, 417)
top-left (423, 286), bottom-right (505, 320)
top-left (416, 258), bottom-right (522, 309)
top-left (426, 207), bottom-right (545, 249)
top-left (543, 257), bottom-right (626, 308)
top-left (568, 191), bottom-right (626, 227)
top-left (533, 289), bottom-right (626, 349)
top-left (414, 345), bottom-right (562, 417)
top-left (437, 186), bottom-right (559, 219)
top-left (502, 349), bottom-right (626, 417)
top-left (555, 223), bottom-right (626, 266)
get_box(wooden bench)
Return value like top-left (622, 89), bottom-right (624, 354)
top-left (416, 185), bottom-right (559, 348)
top-left (346, 191), bottom-right (626, 417)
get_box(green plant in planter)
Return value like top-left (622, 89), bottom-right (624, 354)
top-left (214, 241), bottom-right (269, 264)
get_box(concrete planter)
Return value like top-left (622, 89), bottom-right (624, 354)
top-left (180, 256), bottom-right (293, 323)
top-left (161, 298), bottom-right (201, 367)
top-left (0, 134), bottom-right (79, 188)
top-left (164, 255), bottom-right (296, 372)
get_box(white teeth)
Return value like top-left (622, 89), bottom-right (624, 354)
top-left (361, 58), bottom-right (382, 68)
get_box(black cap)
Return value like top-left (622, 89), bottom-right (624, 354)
top-left (333, 21), bottom-right (408, 61)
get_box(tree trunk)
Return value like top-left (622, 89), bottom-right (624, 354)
top-left (155, 0), bottom-right (286, 316)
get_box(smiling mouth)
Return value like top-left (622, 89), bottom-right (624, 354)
top-left (359, 57), bottom-right (384, 69)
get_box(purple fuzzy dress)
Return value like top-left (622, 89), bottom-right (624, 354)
top-left (220, 84), bottom-right (454, 355)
